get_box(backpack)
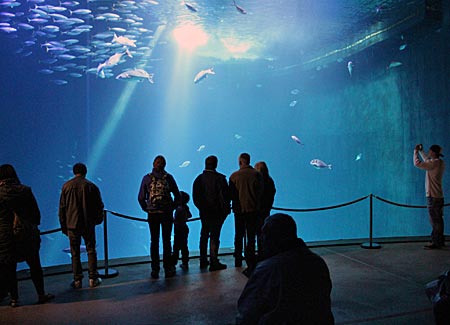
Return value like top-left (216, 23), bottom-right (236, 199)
top-left (148, 173), bottom-right (174, 210)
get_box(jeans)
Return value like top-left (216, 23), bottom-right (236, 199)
top-left (68, 227), bottom-right (98, 280)
top-left (200, 215), bottom-right (225, 264)
top-left (148, 212), bottom-right (173, 271)
top-left (427, 197), bottom-right (445, 246)
top-left (173, 223), bottom-right (189, 265)
top-left (234, 212), bottom-right (258, 269)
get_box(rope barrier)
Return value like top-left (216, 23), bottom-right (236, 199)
top-left (272, 194), bottom-right (370, 212)
top-left (373, 195), bottom-right (450, 208)
top-left (105, 210), bottom-right (200, 223)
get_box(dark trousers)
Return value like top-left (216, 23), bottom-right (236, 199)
top-left (173, 223), bottom-right (189, 265)
top-left (234, 212), bottom-right (258, 269)
top-left (148, 212), bottom-right (173, 271)
top-left (68, 227), bottom-right (98, 280)
top-left (200, 215), bottom-right (225, 264)
top-left (256, 210), bottom-right (271, 256)
top-left (0, 261), bottom-right (17, 300)
top-left (23, 248), bottom-right (45, 296)
top-left (427, 197), bottom-right (445, 246)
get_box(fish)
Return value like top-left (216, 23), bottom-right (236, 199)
top-left (194, 67), bottom-right (215, 84)
top-left (197, 144), bottom-right (206, 152)
top-left (289, 100), bottom-right (297, 107)
top-left (233, 0), bottom-right (247, 14)
top-left (97, 49), bottom-right (132, 76)
top-left (399, 44), bottom-right (407, 51)
top-left (184, 2), bottom-right (197, 12)
top-left (347, 61), bottom-right (353, 76)
top-left (51, 79), bottom-right (68, 85)
top-left (291, 135), bottom-right (304, 145)
top-left (290, 88), bottom-right (300, 95)
top-left (112, 33), bottom-right (136, 47)
top-left (310, 159), bottom-right (332, 170)
top-left (179, 161), bottom-right (190, 168)
top-left (115, 68), bottom-right (154, 83)
top-left (355, 153), bottom-right (362, 161)
top-left (234, 133), bottom-right (242, 140)
top-left (388, 61), bottom-right (402, 69)
top-left (62, 245), bottom-right (87, 254)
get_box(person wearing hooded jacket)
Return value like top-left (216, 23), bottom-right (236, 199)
top-left (0, 164), bottom-right (54, 307)
top-left (236, 213), bottom-right (334, 325)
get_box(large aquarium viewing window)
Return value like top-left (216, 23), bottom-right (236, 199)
top-left (0, 0), bottom-right (449, 268)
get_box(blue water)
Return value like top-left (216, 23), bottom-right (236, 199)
top-left (1, 0), bottom-right (449, 268)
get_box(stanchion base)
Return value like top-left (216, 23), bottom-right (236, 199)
top-left (98, 268), bottom-right (119, 279)
top-left (361, 242), bottom-right (382, 249)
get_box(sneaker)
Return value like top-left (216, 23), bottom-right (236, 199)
top-left (209, 262), bottom-right (227, 272)
top-left (150, 270), bottom-right (159, 279)
top-left (70, 280), bottom-right (82, 289)
top-left (37, 293), bottom-right (55, 304)
top-left (89, 278), bottom-right (102, 288)
top-left (180, 263), bottom-right (189, 270)
top-left (424, 243), bottom-right (441, 250)
top-left (199, 260), bottom-right (209, 269)
top-left (165, 267), bottom-right (176, 278)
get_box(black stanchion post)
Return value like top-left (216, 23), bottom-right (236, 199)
top-left (361, 194), bottom-right (381, 249)
top-left (98, 210), bottom-right (119, 278)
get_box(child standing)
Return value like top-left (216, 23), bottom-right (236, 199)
top-left (172, 191), bottom-right (192, 269)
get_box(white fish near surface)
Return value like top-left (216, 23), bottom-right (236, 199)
top-left (347, 61), bottom-right (353, 76)
top-left (310, 159), bottom-right (332, 170)
top-left (399, 44), bottom-right (407, 51)
top-left (291, 135), bottom-right (304, 145)
top-left (115, 69), bottom-right (154, 83)
top-left (179, 161), bottom-right (190, 168)
top-left (197, 144), bottom-right (206, 152)
top-left (97, 49), bottom-right (132, 77)
top-left (388, 61), bottom-right (402, 69)
top-left (194, 67), bottom-right (215, 84)
top-left (355, 153), bottom-right (362, 161)
top-left (234, 133), bottom-right (242, 140)
top-left (112, 33), bottom-right (136, 47)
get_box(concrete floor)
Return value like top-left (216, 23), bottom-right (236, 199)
top-left (1, 241), bottom-right (448, 324)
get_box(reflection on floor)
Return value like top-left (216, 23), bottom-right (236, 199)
top-left (2, 241), bottom-right (448, 324)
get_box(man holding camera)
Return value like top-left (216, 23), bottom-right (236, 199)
top-left (413, 144), bottom-right (445, 249)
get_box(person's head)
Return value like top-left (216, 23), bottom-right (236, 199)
top-left (180, 191), bottom-right (190, 204)
top-left (254, 161), bottom-right (269, 177)
top-left (205, 155), bottom-right (218, 170)
top-left (429, 145), bottom-right (444, 159)
top-left (153, 155), bottom-right (166, 171)
top-left (0, 164), bottom-right (20, 183)
top-left (73, 163), bottom-right (87, 176)
top-left (261, 213), bottom-right (298, 259)
top-left (239, 153), bottom-right (250, 167)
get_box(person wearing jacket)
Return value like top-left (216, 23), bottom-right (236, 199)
top-left (59, 162), bottom-right (104, 289)
top-left (413, 144), bottom-right (446, 249)
top-left (0, 164), bottom-right (54, 307)
top-left (236, 213), bottom-right (334, 324)
top-left (254, 161), bottom-right (276, 258)
top-left (193, 155), bottom-right (231, 271)
top-left (229, 153), bottom-right (263, 274)
top-left (138, 155), bottom-right (181, 279)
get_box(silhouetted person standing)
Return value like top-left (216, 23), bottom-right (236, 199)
top-left (0, 164), bottom-right (54, 306)
top-left (193, 155), bottom-right (230, 271)
top-left (254, 161), bottom-right (276, 256)
top-left (59, 163), bottom-right (104, 289)
top-left (413, 144), bottom-right (446, 249)
top-left (237, 213), bottom-right (334, 324)
top-left (229, 153), bottom-right (263, 274)
top-left (138, 155), bottom-right (181, 279)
